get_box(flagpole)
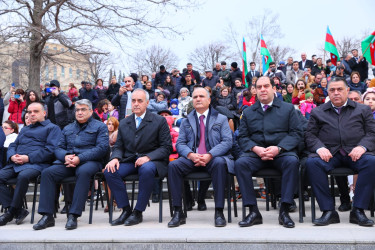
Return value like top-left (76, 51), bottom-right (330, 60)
top-left (259, 34), bottom-right (262, 75)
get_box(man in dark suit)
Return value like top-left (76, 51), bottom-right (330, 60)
top-left (235, 76), bottom-right (303, 228)
top-left (181, 63), bottom-right (201, 85)
top-left (167, 87), bottom-right (233, 228)
top-left (305, 78), bottom-right (375, 227)
top-left (245, 62), bottom-right (261, 85)
top-left (104, 89), bottom-right (172, 226)
top-left (299, 52), bottom-right (314, 70)
top-left (33, 99), bottom-right (109, 230)
top-left (348, 49), bottom-right (369, 82)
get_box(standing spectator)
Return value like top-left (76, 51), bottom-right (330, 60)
top-left (264, 62), bottom-right (286, 84)
top-left (182, 74), bottom-right (194, 94)
top-left (0, 125), bottom-right (5, 169)
top-left (95, 78), bottom-right (108, 101)
top-left (2, 120), bottom-right (18, 148)
top-left (151, 72), bottom-right (157, 90)
top-left (130, 73), bottom-right (143, 89)
top-left (312, 58), bottom-right (324, 76)
top-left (23, 90), bottom-right (40, 118)
top-left (212, 62), bottom-right (222, 76)
top-left (111, 76), bottom-right (134, 121)
top-left (348, 71), bottom-right (367, 94)
top-left (285, 57), bottom-right (294, 73)
top-left (283, 83), bottom-right (294, 103)
top-left (78, 81), bottom-right (85, 97)
top-left (67, 83), bottom-right (78, 101)
top-left (182, 63), bottom-right (201, 85)
top-left (313, 77), bottom-right (328, 105)
top-left (202, 69), bottom-right (219, 89)
top-left (2, 85), bottom-right (14, 123)
top-left (160, 75), bottom-right (176, 100)
top-left (171, 69), bottom-right (183, 96)
top-left (324, 59), bottom-right (336, 77)
top-left (140, 75), bottom-right (149, 88)
top-left (278, 61), bottom-right (287, 75)
top-left (218, 61), bottom-right (231, 87)
top-left (79, 82), bottom-right (99, 108)
top-left (106, 76), bottom-right (120, 101)
top-left (8, 89), bottom-right (26, 130)
top-left (286, 61), bottom-right (304, 85)
top-left (46, 80), bottom-right (72, 130)
top-left (155, 66), bottom-right (170, 88)
top-left (348, 49), bottom-right (368, 82)
top-left (299, 52), bottom-right (314, 70)
top-left (292, 79), bottom-right (308, 106)
top-left (0, 90), bottom-right (4, 125)
top-left (230, 62), bottom-right (242, 88)
top-left (144, 81), bottom-right (154, 100)
top-left (245, 62), bottom-right (261, 85)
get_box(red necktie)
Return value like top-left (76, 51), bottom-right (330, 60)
top-left (198, 115), bottom-right (206, 154)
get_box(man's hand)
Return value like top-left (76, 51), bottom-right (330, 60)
top-left (262, 146), bottom-right (279, 161)
top-left (52, 88), bottom-right (59, 96)
top-left (64, 154), bottom-right (79, 167)
top-left (348, 146), bottom-right (366, 162)
top-left (198, 154), bottom-right (212, 166)
top-left (317, 147), bottom-right (333, 162)
top-left (187, 153), bottom-right (202, 166)
top-left (105, 158), bottom-right (120, 173)
top-left (252, 146), bottom-right (267, 158)
top-left (119, 86), bottom-right (127, 96)
top-left (125, 83), bottom-right (133, 92)
top-left (135, 156), bottom-right (150, 167)
top-left (11, 154), bottom-right (29, 164)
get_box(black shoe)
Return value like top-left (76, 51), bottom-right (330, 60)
top-left (303, 191), bottom-right (310, 201)
top-left (186, 201), bottom-right (195, 211)
top-left (152, 194), bottom-right (160, 203)
top-left (214, 209), bottom-right (226, 227)
top-left (350, 207), bottom-right (374, 227)
top-left (168, 210), bottom-right (186, 228)
top-left (238, 211), bottom-right (263, 227)
top-left (124, 210), bottom-right (143, 226)
top-left (15, 209), bottom-right (29, 225)
top-left (313, 210), bottom-right (340, 226)
top-left (278, 211), bottom-right (295, 228)
top-left (65, 214), bottom-right (78, 230)
top-left (289, 200), bottom-right (297, 213)
top-left (33, 215), bottom-right (55, 230)
top-left (60, 204), bottom-right (71, 214)
top-left (111, 208), bottom-right (132, 226)
top-left (338, 202), bottom-right (352, 212)
top-left (0, 212), bottom-right (14, 226)
top-left (197, 200), bottom-right (207, 211)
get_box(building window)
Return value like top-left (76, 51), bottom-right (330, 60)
top-left (84, 70), bottom-right (88, 80)
top-left (53, 66), bottom-right (57, 79)
top-left (53, 47), bottom-right (57, 51)
top-left (69, 68), bottom-right (73, 78)
top-left (61, 66), bottom-right (65, 78)
top-left (44, 46), bottom-right (49, 53)
top-left (76, 69), bottom-right (80, 79)
top-left (45, 65), bottom-right (49, 80)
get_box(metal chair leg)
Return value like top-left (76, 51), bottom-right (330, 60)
top-left (30, 177), bottom-right (39, 224)
top-left (298, 166), bottom-right (304, 223)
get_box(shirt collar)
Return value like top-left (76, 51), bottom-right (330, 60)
top-left (261, 101), bottom-right (273, 109)
top-left (331, 100), bottom-right (348, 109)
top-left (135, 111), bottom-right (146, 120)
top-left (196, 108), bottom-right (209, 118)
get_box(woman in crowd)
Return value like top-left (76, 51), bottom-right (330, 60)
top-left (348, 71), bottom-right (367, 94)
top-left (2, 120), bottom-right (18, 148)
top-left (94, 99), bottom-right (109, 122)
top-left (8, 88), bottom-right (26, 130)
top-left (283, 83), bottom-right (294, 103)
top-left (25, 90), bottom-right (40, 108)
top-left (148, 92), bottom-right (168, 113)
top-left (141, 75), bottom-right (149, 88)
top-left (144, 81), bottom-right (155, 99)
top-left (216, 86), bottom-right (236, 110)
top-left (242, 85), bottom-right (257, 108)
top-left (362, 87), bottom-right (375, 119)
top-left (232, 78), bottom-right (246, 100)
top-left (292, 79), bottom-right (308, 106)
top-left (159, 75), bottom-right (175, 100)
top-left (95, 78), bottom-right (108, 101)
top-left (313, 77), bottom-right (328, 105)
top-left (68, 83), bottom-right (78, 100)
top-left (178, 87), bottom-right (192, 117)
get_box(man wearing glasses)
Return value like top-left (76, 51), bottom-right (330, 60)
top-left (33, 99), bottom-right (109, 230)
top-left (0, 102), bottom-right (61, 226)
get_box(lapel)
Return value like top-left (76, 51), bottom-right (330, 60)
top-left (253, 101), bottom-right (264, 116)
top-left (187, 111), bottom-right (198, 137)
top-left (208, 107), bottom-right (217, 132)
top-left (125, 113), bottom-right (137, 132)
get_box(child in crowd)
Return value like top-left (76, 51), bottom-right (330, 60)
top-left (362, 87), bottom-right (375, 119)
top-left (169, 99), bottom-right (179, 116)
top-left (300, 89), bottom-right (316, 119)
top-left (103, 102), bottom-right (119, 121)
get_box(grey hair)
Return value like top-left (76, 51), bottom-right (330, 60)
top-left (192, 87), bottom-right (211, 98)
top-left (180, 87), bottom-right (190, 95)
top-left (133, 88), bottom-right (149, 101)
top-left (327, 77), bottom-right (349, 89)
top-left (349, 90), bottom-right (362, 98)
top-left (75, 99), bottom-right (93, 110)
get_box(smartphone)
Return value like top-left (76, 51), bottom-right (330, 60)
top-left (121, 82), bottom-right (126, 87)
top-left (11, 83), bottom-right (15, 88)
top-left (46, 87), bottom-right (52, 93)
top-left (14, 94), bottom-right (20, 99)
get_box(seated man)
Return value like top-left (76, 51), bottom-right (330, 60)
top-left (305, 78), bottom-right (375, 227)
top-left (235, 76), bottom-right (303, 228)
top-left (168, 87), bottom-right (233, 227)
top-left (33, 99), bottom-right (109, 230)
top-left (0, 102), bottom-right (61, 226)
top-left (104, 89), bottom-right (172, 226)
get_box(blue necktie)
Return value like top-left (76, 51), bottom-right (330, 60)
top-left (136, 117), bottom-right (142, 129)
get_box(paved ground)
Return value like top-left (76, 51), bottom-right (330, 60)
top-left (0, 197), bottom-right (374, 246)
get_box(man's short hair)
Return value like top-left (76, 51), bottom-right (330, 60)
top-left (269, 62), bottom-right (276, 66)
top-left (250, 62), bottom-right (256, 66)
top-left (221, 61), bottom-right (226, 65)
top-left (254, 76), bottom-right (275, 87)
top-left (326, 59), bottom-right (331, 63)
top-left (186, 63), bottom-right (192, 66)
top-left (349, 90), bottom-right (362, 98)
top-left (192, 86), bottom-right (210, 99)
top-left (293, 61), bottom-right (299, 65)
top-left (75, 99), bottom-right (93, 110)
top-left (351, 49), bottom-right (358, 53)
top-left (133, 88), bottom-right (150, 101)
top-left (28, 102), bottom-right (45, 111)
top-left (327, 77), bottom-right (349, 89)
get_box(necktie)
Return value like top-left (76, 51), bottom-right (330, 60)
top-left (335, 107), bottom-right (341, 114)
top-left (252, 71), bottom-right (255, 77)
top-left (136, 117), bottom-right (142, 129)
top-left (263, 105), bottom-right (269, 112)
top-left (198, 115), bottom-right (206, 154)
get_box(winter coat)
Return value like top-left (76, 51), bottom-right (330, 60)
top-left (8, 99), bottom-right (26, 124)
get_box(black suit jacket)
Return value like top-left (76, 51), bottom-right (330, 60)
top-left (348, 57), bottom-right (369, 81)
top-left (111, 111), bottom-right (172, 177)
top-left (305, 100), bottom-right (375, 157)
top-left (299, 60), bottom-right (314, 70)
top-left (238, 97), bottom-right (303, 158)
top-left (245, 71), bottom-right (261, 85)
top-left (182, 70), bottom-right (201, 85)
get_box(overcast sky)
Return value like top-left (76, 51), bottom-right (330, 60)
top-left (112, 0), bottom-right (375, 76)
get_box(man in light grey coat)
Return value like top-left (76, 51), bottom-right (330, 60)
top-left (168, 87), bottom-right (233, 228)
top-left (286, 61), bottom-right (304, 85)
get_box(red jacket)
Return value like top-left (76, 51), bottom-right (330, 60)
top-left (8, 99), bottom-right (26, 124)
top-left (68, 88), bottom-right (78, 100)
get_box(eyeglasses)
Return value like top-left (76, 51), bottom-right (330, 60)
top-left (75, 108), bottom-right (89, 112)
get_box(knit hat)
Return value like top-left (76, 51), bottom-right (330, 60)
top-left (362, 87), bottom-right (375, 102)
top-left (305, 89), bottom-right (313, 99)
top-left (170, 98), bottom-right (178, 106)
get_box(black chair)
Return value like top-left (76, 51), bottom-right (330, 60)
top-left (241, 167), bottom-right (304, 223)
top-left (180, 171), bottom-right (238, 223)
top-left (106, 174), bottom-right (164, 223)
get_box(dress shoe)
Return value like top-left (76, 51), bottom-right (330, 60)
top-left (238, 211), bottom-right (263, 227)
top-left (338, 202), bottom-right (351, 212)
top-left (186, 201), bottom-right (195, 211)
top-left (168, 210), bottom-right (186, 228)
top-left (33, 215), bottom-right (55, 230)
top-left (278, 211), bottom-right (295, 228)
top-left (111, 208), bottom-right (132, 226)
top-left (124, 210), bottom-right (143, 226)
top-left (152, 194), bottom-right (160, 203)
top-left (60, 204), bottom-right (71, 214)
top-left (214, 209), bottom-right (226, 227)
top-left (313, 210), bottom-right (340, 226)
top-left (349, 207), bottom-right (374, 227)
top-left (278, 200), bottom-right (297, 213)
top-left (0, 212), bottom-right (14, 226)
top-left (197, 200), bottom-right (207, 211)
top-left (15, 209), bottom-right (29, 225)
top-left (65, 214), bottom-right (78, 230)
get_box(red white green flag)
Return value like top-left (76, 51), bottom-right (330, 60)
top-left (361, 31), bottom-right (375, 66)
top-left (260, 34), bottom-right (272, 75)
top-left (324, 26), bottom-right (340, 66)
top-left (242, 37), bottom-right (249, 87)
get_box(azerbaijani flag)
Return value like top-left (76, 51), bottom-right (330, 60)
top-left (324, 26), bottom-right (340, 66)
top-left (260, 34), bottom-right (272, 75)
top-left (361, 31), bottom-right (375, 66)
top-left (242, 37), bottom-right (249, 87)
